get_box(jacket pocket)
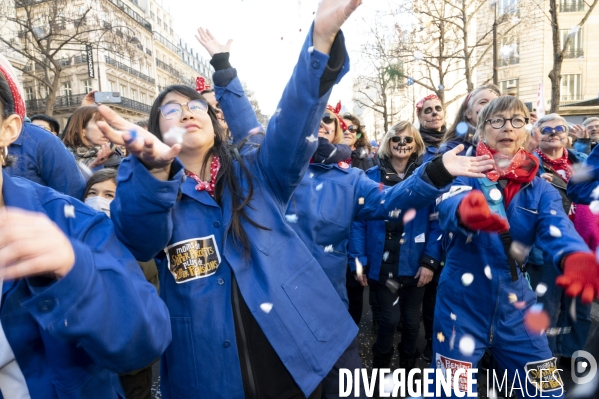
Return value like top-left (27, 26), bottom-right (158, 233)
top-left (319, 180), bottom-right (354, 228)
top-left (282, 259), bottom-right (347, 342)
top-left (164, 317), bottom-right (199, 395)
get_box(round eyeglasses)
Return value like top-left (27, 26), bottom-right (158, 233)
top-left (485, 116), bottom-right (529, 129)
top-left (159, 100), bottom-right (208, 120)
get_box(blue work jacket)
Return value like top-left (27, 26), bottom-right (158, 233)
top-left (0, 171), bottom-right (171, 399)
top-left (110, 29), bottom-right (357, 398)
top-left (567, 143), bottom-right (599, 205)
top-left (6, 123), bottom-right (86, 199)
top-left (348, 165), bottom-right (442, 280)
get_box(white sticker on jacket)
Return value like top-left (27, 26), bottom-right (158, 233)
top-left (165, 235), bottom-right (222, 284)
top-left (415, 233), bottom-right (426, 243)
top-left (436, 185), bottom-right (473, 205)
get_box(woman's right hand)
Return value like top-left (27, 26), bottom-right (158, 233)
top-left (88, 143), bottom-right (113, 168)
top-left (195, 28), bottom-right (232, 57)
top-left (313, 0), bottom-right (362, 54)
top-left (96, 105), bottom-right (181, 175)
top-left (441, 144), bottom-right (495, 177)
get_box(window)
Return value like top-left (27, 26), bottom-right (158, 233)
top-left (130, 89), bottom-right (136, 100)
top-left (157, 17), bottom-right (162, 25)
top-left (498, 0), bottom-right (520, 15)
top-left (141, 92), bottom-right (146, 104)
top-left (560, 28), bottom-right (583, 58)
top-left (82, 79), bottom-right (93, 93)
top-left (561, 74), bottom-right (581, 102)
top-left (164, 22), bottom-right (168, 30)
top-left (120, 84), bottom-right (127, 97)
top-left (499, 79), bottom-right (519, 97)
top-left (170, 28), bottom-right (173, 36)
top-left (62, 82), bottom-right (72, 97)
top-left (498, 36), bottom-right (519, 66)
top-left (108, 81), bottom-right (115, 91)
top-left (560, 0), bottom-right (584, 12)
top-left (150, 11), bottom-right (155, 20)
top-left (25, 87), bottom-right (34, 101)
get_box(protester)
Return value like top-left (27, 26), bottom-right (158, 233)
top-left (416, 94), bottom-right (446, 161)
top-left (62, 105), bottom-right (123, 170)
top-left (342, 112), bottom-right (375, 171)
top-left (30, 114), bottom-right (60, 136)
top-left (432, 96), bottom-right (597, 398)
top-left (349, 121), bottom-right (441, 377)
top-left (0, 53), bottom-right (170, 399)
top-left (572, 117), bottom-right (599, 155)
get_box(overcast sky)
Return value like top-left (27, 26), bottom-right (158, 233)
top-left (166, 0), bottom-right (382, 114)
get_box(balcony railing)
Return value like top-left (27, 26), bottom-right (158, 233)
top-left (25, 93), bottom-right (151, 114)
top-left (564, 48), bottom-right (584, 58)
top-left (560, 0), bottom-right (584, 12)
top-left (560, 94), bottom-right (582, 102)
top-left (145, 48), bottom-right (152, 56)
top-left (156, 58), bottom-right (181, 77)
top-left (105, 56), bottom-right (155, 84)
top-left (154, 31), bottom-right (181, 56)
top-left (73, 55), bottom-right (88, 64)
top-left (105, 0), bottom-right (152, 31)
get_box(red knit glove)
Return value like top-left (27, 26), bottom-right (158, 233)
top-left (556, 252), bottom-right (599, 304)
top-left (458, 190), bottom-right (509, 233)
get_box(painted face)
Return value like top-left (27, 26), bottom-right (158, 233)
top-left (481, 111), bottom-right (528, 157)
top-left (158, 91), bottom-right (215, 152)
top-left (586, 121), bottom-right (599, 142)
top-left (418, 99), bottom-right (445, 131)
top-left (84, 115), bottom-right (109, 146)
top-left (86, 179), bottom-right (116, 200)
top-left (318, 112), bottom-right (337, 139)
top-left (390, 130), bottom-right (416, 160)
top-left (465, 90), bottom-right (498, 126)
top-left (538, 119), bottom-right (568, 153)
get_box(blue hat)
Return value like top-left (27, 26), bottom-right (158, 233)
top-left (370, 139), bottom-right (378, 148)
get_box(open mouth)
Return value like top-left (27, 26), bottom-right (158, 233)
top-left (393, 145), bottom-right (413, 153)
top-left (498, 138), bottom-right (514, 144)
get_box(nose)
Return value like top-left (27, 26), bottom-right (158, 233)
top-left (180, 104), bottom-right (195, 120)
top-left (398, 142), bottom-right (406, 146)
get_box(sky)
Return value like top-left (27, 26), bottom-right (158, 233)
top-left (165, 0), bottom-right (382, 115)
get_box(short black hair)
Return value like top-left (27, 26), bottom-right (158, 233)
top-left (30, 114), bottom-right (60, 133)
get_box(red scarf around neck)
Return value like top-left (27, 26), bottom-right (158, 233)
top-left (535, 147), bottom-right (572, 182)
top-left (184, 155), bottom-right (221, 198)
top-left (476, 142), bottom-right (539, 207)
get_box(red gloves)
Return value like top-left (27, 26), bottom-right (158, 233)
top-left (458, 190), bottom-right (509, 233)
top-left (556, 252), bottom-right (599, 304)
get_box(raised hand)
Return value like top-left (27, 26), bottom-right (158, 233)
top-left (89, 143), bottom-right (113, 168)
top-left (458, 190), bottom-right (509, 233)
top-left (0, 208), bottom-right (75, 280)
top-left (442, 144), bottom-right (495, 178)
top-left (570, 124), bottom-right (588, 139)
top-left (195, 28), bottom-right (232, 57)
top-left (313, 0), bottom-right (362, 54)
top-left (96, 105), bottom-right (180, 175)
top-left (81, 90), bottom-right (97, 107)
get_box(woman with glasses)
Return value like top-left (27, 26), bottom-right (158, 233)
top-left (572, 117), bottom-right (599, 155)
top-left (431, 96), bottom-right (598, 398)
top-left (313, 103), bottom-right (352, 165)
top-left (526, 114), bottom-right (591, 371)
top-left (341, 112), bottom-right (376, 171)
top-left (348, 122), bottom-right (442, 377)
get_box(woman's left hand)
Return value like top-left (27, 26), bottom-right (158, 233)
top-left (442, 144), bottom-right (495, 177)
top-left (195, 28), bottom-right (232, 57)
top-left (0, 208), bottom-right (75, 280)
top-left (415, 267), bottom-right (434, 287)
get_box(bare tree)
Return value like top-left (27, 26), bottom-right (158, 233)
top-left (547, 0), bottom-right (598, 112)
top-left (0, 0), bottom-right (140, 115)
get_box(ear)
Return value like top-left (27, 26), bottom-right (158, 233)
top-left (465, 109), bottom-right (473, 121)
top-left (0, 114), bottom-right (22, 148)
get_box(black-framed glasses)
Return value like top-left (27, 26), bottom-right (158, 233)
top-left (539, 125), bottom-right (567, 135)
top-left (159, 99), bottom-right (208, 120)
top-left (390, 136), bottom-right (414, 144)
top-left (485, 116), bottom-right (528, 129)
top-left (322, 113), bottom-right (335, 124)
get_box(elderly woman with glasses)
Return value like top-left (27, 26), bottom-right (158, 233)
top-left (572, 117), bottom-right (599, 155)
top-left (431, 96), bottom-right (598, 398)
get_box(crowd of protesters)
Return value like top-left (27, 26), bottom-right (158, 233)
top-left (2, 1), bottom-right (599, 398)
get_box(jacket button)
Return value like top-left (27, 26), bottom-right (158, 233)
top-left (38, 299), bottom-right (56, 313)
top-left (311, 60), bottom-right (321, 69)
top-left (217, 278), bottom-right (225, 285)
top-left (223, 340), bottom-right (231, 348)
top-left (213, 221), bottom-right (221, 228)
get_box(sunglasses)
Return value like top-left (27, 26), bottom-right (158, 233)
top-left (322, 113), bottom-right (335, 124)
top-left (159, 100), bottom-right (208, 120)
top-left (390, 136), bottom-right (414, 144)
top-left (539, 125), bottom-right (567, 135)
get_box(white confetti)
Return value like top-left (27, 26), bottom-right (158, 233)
top-left (385, 279), bottom-right (400, 294)
top-left (381, 373), bottom-right (395, 395)
top-left (549, 225), bottom-right (562, 238)
top-left (315, 183), bottom-right (323, 191)
top-left (484, 266), bottom-right (492, 280)
top-left (450, 313), bottom-right (457, 321)
top-left (163, 126), bottom-right (186, 144)
top-left (248, 126), bottom-right (263, 135)
top-left (509, 241), bottom-right (531, 263)
top-left (285, 214), bottom-right (298, 223)
top-left (403, 208), bottom-right (417, 224)
top-left (459, 335), bottom-right (476, 356)
top-left (437, 234), bottom-right (443, 241)
top-left (273, 108), bottom-right (282, 116)
top-left (382, 251), bottom-right (390, 261)
top-left (64, 204), bottom-right (75, 218)
top-left (326, 148), bottom-right (337, 159)
top-left (324, 244), bottom-right (333, 253)
top-left (570, 298), bottom-right (577, 322)
top-left (449, 327), bottom-right (456, 350)
top-left (308, 46), bottom-right (314, 53)
top-left (525, 123), bottom-right (533, 132)
top-left (413, 50), bottom-right (424, 60)
top-left (389, 208), bottom-right (401, 218)
top-left (355, 257), bottom-right (364, 278)
top-left (309, 173), bottom-right (314, 178)
top-left (495, 158), bottom-right (511, 169)
top-left (392, 296), bottom-right (399, 306)
top-left (591, 185), bottom-right (599, 200)
top-left (77, 161), bottom-right (93, 180)
top-left (570, 165), bottom-right (593, 183)
top-left (535, 283), bottom-right (548, 297)
top-left (590, 201), bottom-right (599, 215)
top-left (550, 209), bottom-right (557, 215)
top-left (305, 135), bottom-right (318, 143)
top-left (461, 273), bottom-right (474, 286)
top-left (437, 332), bottom-right (445, 342)
top-left (508, 293), bottom-right (518, 303)
top-left (260, 303), bottom-right (273, 314)
top-left (358, 197), bottom-right (364, 205)
top-left (380, 200), bottom-right (385, 204)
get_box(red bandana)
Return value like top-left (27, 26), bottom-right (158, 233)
top-left (0, 63), bottom-right (26, 121)
top-left (535, 148), bottom-right (572, 182)
top-left (476, 142), bottom-right (539, 207)
top-left (184, 155), bottom-right (220, 197)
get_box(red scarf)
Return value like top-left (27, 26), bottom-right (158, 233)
top-left (535, 148), bottom-right (572, 182)
top-left (184, 155), bottom-right (221, 198)
top-left (476, 142), bottom-right (539, 207)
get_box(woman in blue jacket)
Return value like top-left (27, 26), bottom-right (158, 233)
top-left (432, 95), bottom-right (598, 398)
top-left (0, 55), bottom-right (170, 398)
top-left (348, 121), bottom-right (442, 374)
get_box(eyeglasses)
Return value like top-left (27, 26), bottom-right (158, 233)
top-left (322, 113), bottom-right (335, 124)
top-left (159, 99), bottom-right (208, 120)
top-left (345, 125), bottom-right (358, 133)
top-left (485, 116), bottom-right (528, 129)
top-left (390, 136), bottom-right (414, 144)
top-left (539, 125), bottom-right (567, 135)
top-left (587, 125), bottom-right (599, 132)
